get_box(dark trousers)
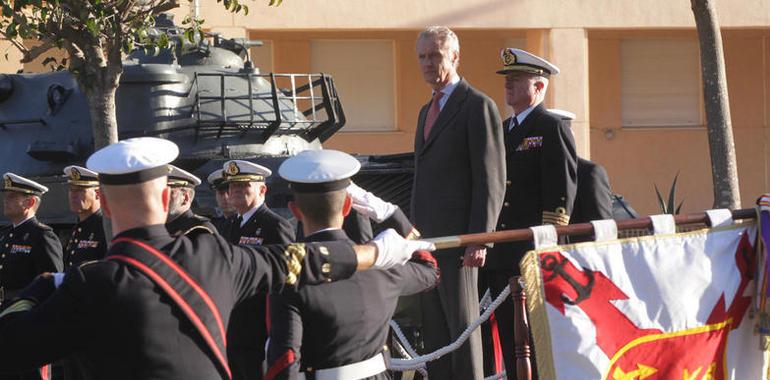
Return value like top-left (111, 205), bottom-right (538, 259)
top-left (227, 294), bottom-right (267, 380)
top-left (418, 254), bottom-right (482, 380)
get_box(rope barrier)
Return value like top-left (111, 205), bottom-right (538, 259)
top-left (388, 284), bottom-right (512, 373)
top-left (479, 288), bottom-right (492, 311)
top-left (388, 320), bottom-right (421, 360)
top-left (483, 370), bottom-right (507, 380)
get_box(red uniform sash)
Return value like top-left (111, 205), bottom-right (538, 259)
top-left (108, 237), bottom-right (231, 380)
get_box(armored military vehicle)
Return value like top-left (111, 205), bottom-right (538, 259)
top-left (0, 16), bottom-right (368, 226)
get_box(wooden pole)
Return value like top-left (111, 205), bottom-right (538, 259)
top-left (425, 208), bottom-right (756, 250)
top-left (511, 277), bottom-right (532, 380)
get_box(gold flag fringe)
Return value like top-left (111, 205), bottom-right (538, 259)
top-left (521, 250), bottom-right (557, 380)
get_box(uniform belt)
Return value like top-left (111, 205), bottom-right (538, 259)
top-left (299, 353), bottom-right (386, 380)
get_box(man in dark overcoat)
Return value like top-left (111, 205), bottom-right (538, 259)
top-left (411, 26), bottom-right (505, 380)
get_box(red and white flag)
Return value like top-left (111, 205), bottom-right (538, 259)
top-left (521, 215), bottom-right (766, 379)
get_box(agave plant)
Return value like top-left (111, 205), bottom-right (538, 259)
top-left (654, 172), bottom-right (685, 215)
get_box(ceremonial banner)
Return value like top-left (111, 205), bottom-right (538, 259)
top-left (521, 218), bottom-right (766, 379)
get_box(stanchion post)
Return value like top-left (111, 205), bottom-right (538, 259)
top-left (510, 276), bottom-right (532, 380)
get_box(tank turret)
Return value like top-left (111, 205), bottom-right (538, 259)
top-left (0, 15), bottom-right (345, 225)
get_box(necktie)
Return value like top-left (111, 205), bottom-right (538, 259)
top-left (231, 215), bottom-right (243, 242)
top-left (423, 91), bottom-right (444, 140)
top-left (509, 116), bottom-right (520, 132)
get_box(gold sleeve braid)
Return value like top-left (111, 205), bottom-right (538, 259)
top-left (283, 243), bottom-right (307, 286)
top-left (0, 299), bottom-right (36, 319)
top-left (542, 207), bottom-right (570, 226)
top-left (406, 227), bottom-right (422, 240)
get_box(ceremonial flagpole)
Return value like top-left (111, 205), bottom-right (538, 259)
top-left (424, 208), bottom-right (757, 249)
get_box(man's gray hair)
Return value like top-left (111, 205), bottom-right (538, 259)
top-left (418, 26), bottom-right (460, 55)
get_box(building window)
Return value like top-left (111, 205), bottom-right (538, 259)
top-left (620, 38), bottom-right (702, 128)
top-left (310, 40), bottom-right (396, 132)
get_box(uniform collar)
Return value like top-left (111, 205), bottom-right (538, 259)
top-left (303, 228), bottom-right (350, 243)
top-left (111, 224), bottom-right (173, 245)
top-left (238, 203), bottom-right (264, 227)
top-left (510, 104), bottom-right (537, 130)
top-left (167, 208), bottom-right (193, 224)
top-left (78, 209), bottom-right (103, 224)
top-left (12, 215), bottom-right (35, 229)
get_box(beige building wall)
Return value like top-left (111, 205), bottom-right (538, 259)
top-left (589, 29), bottom-right (768, 216)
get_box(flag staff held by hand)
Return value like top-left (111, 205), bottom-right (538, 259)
top-left (425, 208), bottom-right (757, 250)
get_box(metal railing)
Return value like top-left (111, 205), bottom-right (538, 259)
top-left (191, 72), bottom-right (345, 142)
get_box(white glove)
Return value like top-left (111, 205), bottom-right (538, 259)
top-left (347, 182), bottom-right (398, 223)
top-left (371, 229), bottom-right (436, 270)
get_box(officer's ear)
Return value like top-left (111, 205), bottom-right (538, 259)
top-left (288, 201), bottom-right (303, 222)
top-left (341, 195), bottom-right (352, 217)
top-left (182, 188), bottom-right (193, 206)
top-left (161, 186), bottom-right (170, 213)
top-left (100, 188), bottom-right (112, 218)
top-left (24, 195), bottom-right (39, 211)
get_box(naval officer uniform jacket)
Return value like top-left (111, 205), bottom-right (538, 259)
top-left (486, 103), bottom-right (577, 379)
top-left (227, 203), bottom-right (295, 380)
top-left (166, 209), bottom-right (217, 237)
top-left (0, 224), bottom-right (359, 380)
top-left (0, 217), bottom-right (62, 301)
top-left (212, 215), bottom-right (235, 237)
top-left (488, 104), bottom-right (578, 273)
top-left (64, 210), bottom-right (107, 269)
top-left (266, 228), bottom-right (439, 380)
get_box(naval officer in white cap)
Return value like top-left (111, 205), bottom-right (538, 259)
top-left (0, 173), bottom-right (62, 302)
top-left (62, 165), bottom-right (107, 269)
top-left (207, 168), bottom-right (236, 235)
top-left (0, 172), bottom-right (62, 380)
top-left (222, 160), bottom-right (294, 247)
top-left (221, 159), bottom-right (295, 380)
top-left (267, 149), bottom-right (439, 380)
top-left (484, 48), bottom-right (578, 377)
top-left (0, 137), bottom-right (433, 380)
top-left (165, 165), bottom-right (216, 237)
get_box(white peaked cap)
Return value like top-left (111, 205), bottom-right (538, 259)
top-left (279, 149), bottom-right (361, 193)
top-left (86, 137), bottom-right (179, 185)
top-left (2, 172), bottom-right (49, 195)
top-left (497, 48), bottom-right (560, 76)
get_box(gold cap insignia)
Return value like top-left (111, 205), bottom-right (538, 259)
top-left (3, 176), bottom-right (10, 189)
top-left (502, 49), bottom-right (517, 66)
top-left (70, 168), bottom-right (81, 181)
top-left (226, 162), bottom-right (240, 176)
